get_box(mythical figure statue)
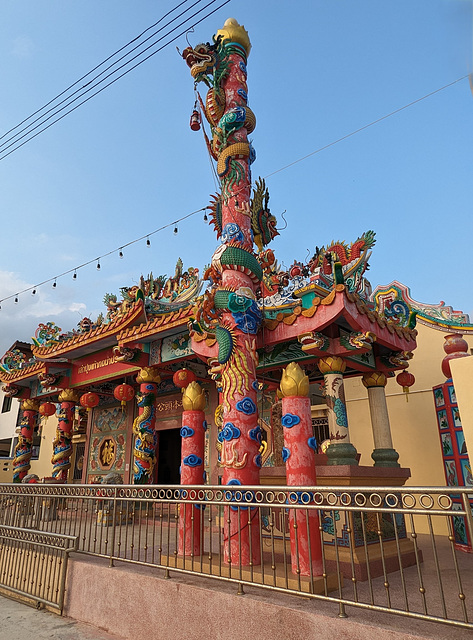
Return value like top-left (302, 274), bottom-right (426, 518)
top-left (132, 385), bottom-right (158, 484)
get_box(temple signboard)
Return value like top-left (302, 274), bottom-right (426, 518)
top-left (155, 395), bottom-right (183, 417)
top-left (70, 347), bottom-right (148, 387)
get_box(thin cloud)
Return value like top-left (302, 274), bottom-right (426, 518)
top-left (0, 270), bottom-right (87, 356)
top-left (10, 36), bottom-right (34, 59)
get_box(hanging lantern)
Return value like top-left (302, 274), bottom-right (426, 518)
top-left (80, 392), bottom-right (100, 412)
top-left (113, 383), bottom-right (135, 409)
top-left (396, 370), bottom-right (415, 401)
top-left (173, 368), bottom-right (197, 389)
top-left (189, 103), bottom-right (201, 131)
top-left (39, 401), bottom-right (56, 421)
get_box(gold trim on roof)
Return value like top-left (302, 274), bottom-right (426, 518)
top-left (263, 286), bottom-right (417, 343)
top-left (31, 300), bottom-right (145, 359)
top-left (0, 361), bottom-right (45, 384)
top-left (117, 306), bottom-right (194, 343)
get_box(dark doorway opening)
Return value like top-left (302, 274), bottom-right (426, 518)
top-left (157, 428), bottom-right (181, 485)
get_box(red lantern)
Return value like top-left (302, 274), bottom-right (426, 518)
top-left (396, 370), bottom-right (415, 402)
top-left (173, 368), bottom-right (196, 389)
top-left (80, 392), bottom-right (100, 412)
top-left (39, 402), bottom-right (56, 419)
top-left (189, 109), bottom-right (201, 131)
top-left (113, 383), bottom-right (135, 408)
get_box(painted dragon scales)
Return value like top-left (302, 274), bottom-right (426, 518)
top-left (309, 230), bottom-right (376, 275)
top-left (132, 385), bottom-right (158, 484)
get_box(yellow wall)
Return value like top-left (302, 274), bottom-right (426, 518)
top-left (345, 323), bottom-right (473, 488)
top-left (450, 355), bottom-right (473, 468)
top-left (0, 458), bottom-right (13, 482)
top-left (29, 415), bottom-right (59, 479)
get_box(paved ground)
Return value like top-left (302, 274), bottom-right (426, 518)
top-left (0, 595), bottom-right (123, 640)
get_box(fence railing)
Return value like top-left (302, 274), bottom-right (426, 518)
top-left (0, 483), bottom-right (472, 629)
top-left (0, 523), bottom-right (77, 611)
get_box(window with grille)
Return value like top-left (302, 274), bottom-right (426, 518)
top-left (311, 416), bottom-right (329, 451)
top-left (73, 443), bottom-right (86, 481)
top-left (1, 396), bottom-right (12, 413)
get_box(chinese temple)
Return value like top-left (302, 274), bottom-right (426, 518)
top-left (1, 17), bottom-right (473, 568)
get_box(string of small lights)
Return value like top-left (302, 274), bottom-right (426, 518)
top-left (0, 72), bottom-right (469, 308)
top-left (0, 207), bottom-right (207, 308)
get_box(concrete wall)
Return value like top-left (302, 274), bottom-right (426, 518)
top-left (0, 389), bottom-right (20, 450)
top-left (63, 555), bottom-right (467, 640)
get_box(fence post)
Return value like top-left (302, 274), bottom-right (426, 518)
top-left (108, 487), bottom-right (118, 568)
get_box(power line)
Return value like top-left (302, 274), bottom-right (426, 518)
top-left (0, 206), bottom-right (207, 305)
top-left (0, 0), bottom-right (209, 153)
top-left (263, 74), bottom-right (470, 179)
top-left (0, 71), bottom-right (468, 305)
top-left (0, 0), bottom-right (231, 161)
top-left (0, 0), bottom-right (195, 144)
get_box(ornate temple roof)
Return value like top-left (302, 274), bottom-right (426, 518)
top-left (262, 286), bottom-right (417, 348)
top-left (117, 305), bottom-right (195, 344)
top-left (30, 300), bottom-right (146, 360)
top-left (373, 281), bottom-right (473, 335)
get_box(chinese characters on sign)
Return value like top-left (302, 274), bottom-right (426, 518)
top-left (155, 397), bottom-right (183, 416)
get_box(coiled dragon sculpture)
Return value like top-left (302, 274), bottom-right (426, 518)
top-left (132, 385), bottom-right (158, 484)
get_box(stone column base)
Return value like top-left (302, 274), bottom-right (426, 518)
top-left (371, 448), bottom-right (400, 467)
top-left (326, 442), bottom-right (358, 466)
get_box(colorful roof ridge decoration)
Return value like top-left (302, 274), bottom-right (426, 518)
top-left (105, 261), bottom-right (202, 322)
top-left (31, 300), bottom-right (146, 359)
top-left (258, 230), bottom-right (376, 309)
top-left (32, 322), bottom-right (63, 347)
top-left (117, 305), bottom-right (196, 343)
top-left (0, 348), bottom-right (35, 374)
top-left (0, 360), bottom-right (44, 384)
top-left (372, 281), bottom-right (473, 334)
top-left (260, 284), bottom-right (417, 344)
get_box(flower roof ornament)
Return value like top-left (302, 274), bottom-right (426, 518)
top-left (0, 349), bottom-right (30, 374)
top-left (32, 322), bottom-right (62, 347)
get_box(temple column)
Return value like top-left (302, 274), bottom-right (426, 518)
top-left (13, 399), bottom-right (40, 483)
top-left (178, 381), bottom-right (206, 556)
top-left (183, 20), bottom-right (261, 567)
top-left (133, 367), bottom-right (161, 484)
top-left (318, 357), bottom-right (358, 465)
top-left (280, 363), bottom-right (323, 576)
top-left (362, 372), bottom-right (400, 467)
top-left (52, 389), bottom-right (79, 482)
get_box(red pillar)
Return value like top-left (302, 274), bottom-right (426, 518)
top-left (13, 399), bottom-right (40, 483)
top-left (178, 381), bottom-right (206, 556)
top-left (182, 18), bottom-right (262, 568)
top-left (51, 389), bottom-right (79, 482)
top-left (280, 363), bottom-right (323, 576)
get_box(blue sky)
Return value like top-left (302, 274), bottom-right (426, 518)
top-left (0, 0), bottom-right (471, 356)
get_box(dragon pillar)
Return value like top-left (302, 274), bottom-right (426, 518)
top-left (51, 389), bottom-right (79, 482)
top-left (178, 381), bottom-right (206, 556)
top-left (13, 399), bottom-right (40, 483)
top-left (133, 368), bottom-right (161, 484)
top-left (280, 363), bottom-right (323, 576)
top-left (183, 19), bottom-right (265, 566)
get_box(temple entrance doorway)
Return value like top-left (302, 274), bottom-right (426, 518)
top-left (157, 428), bottom-right (181, 485)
